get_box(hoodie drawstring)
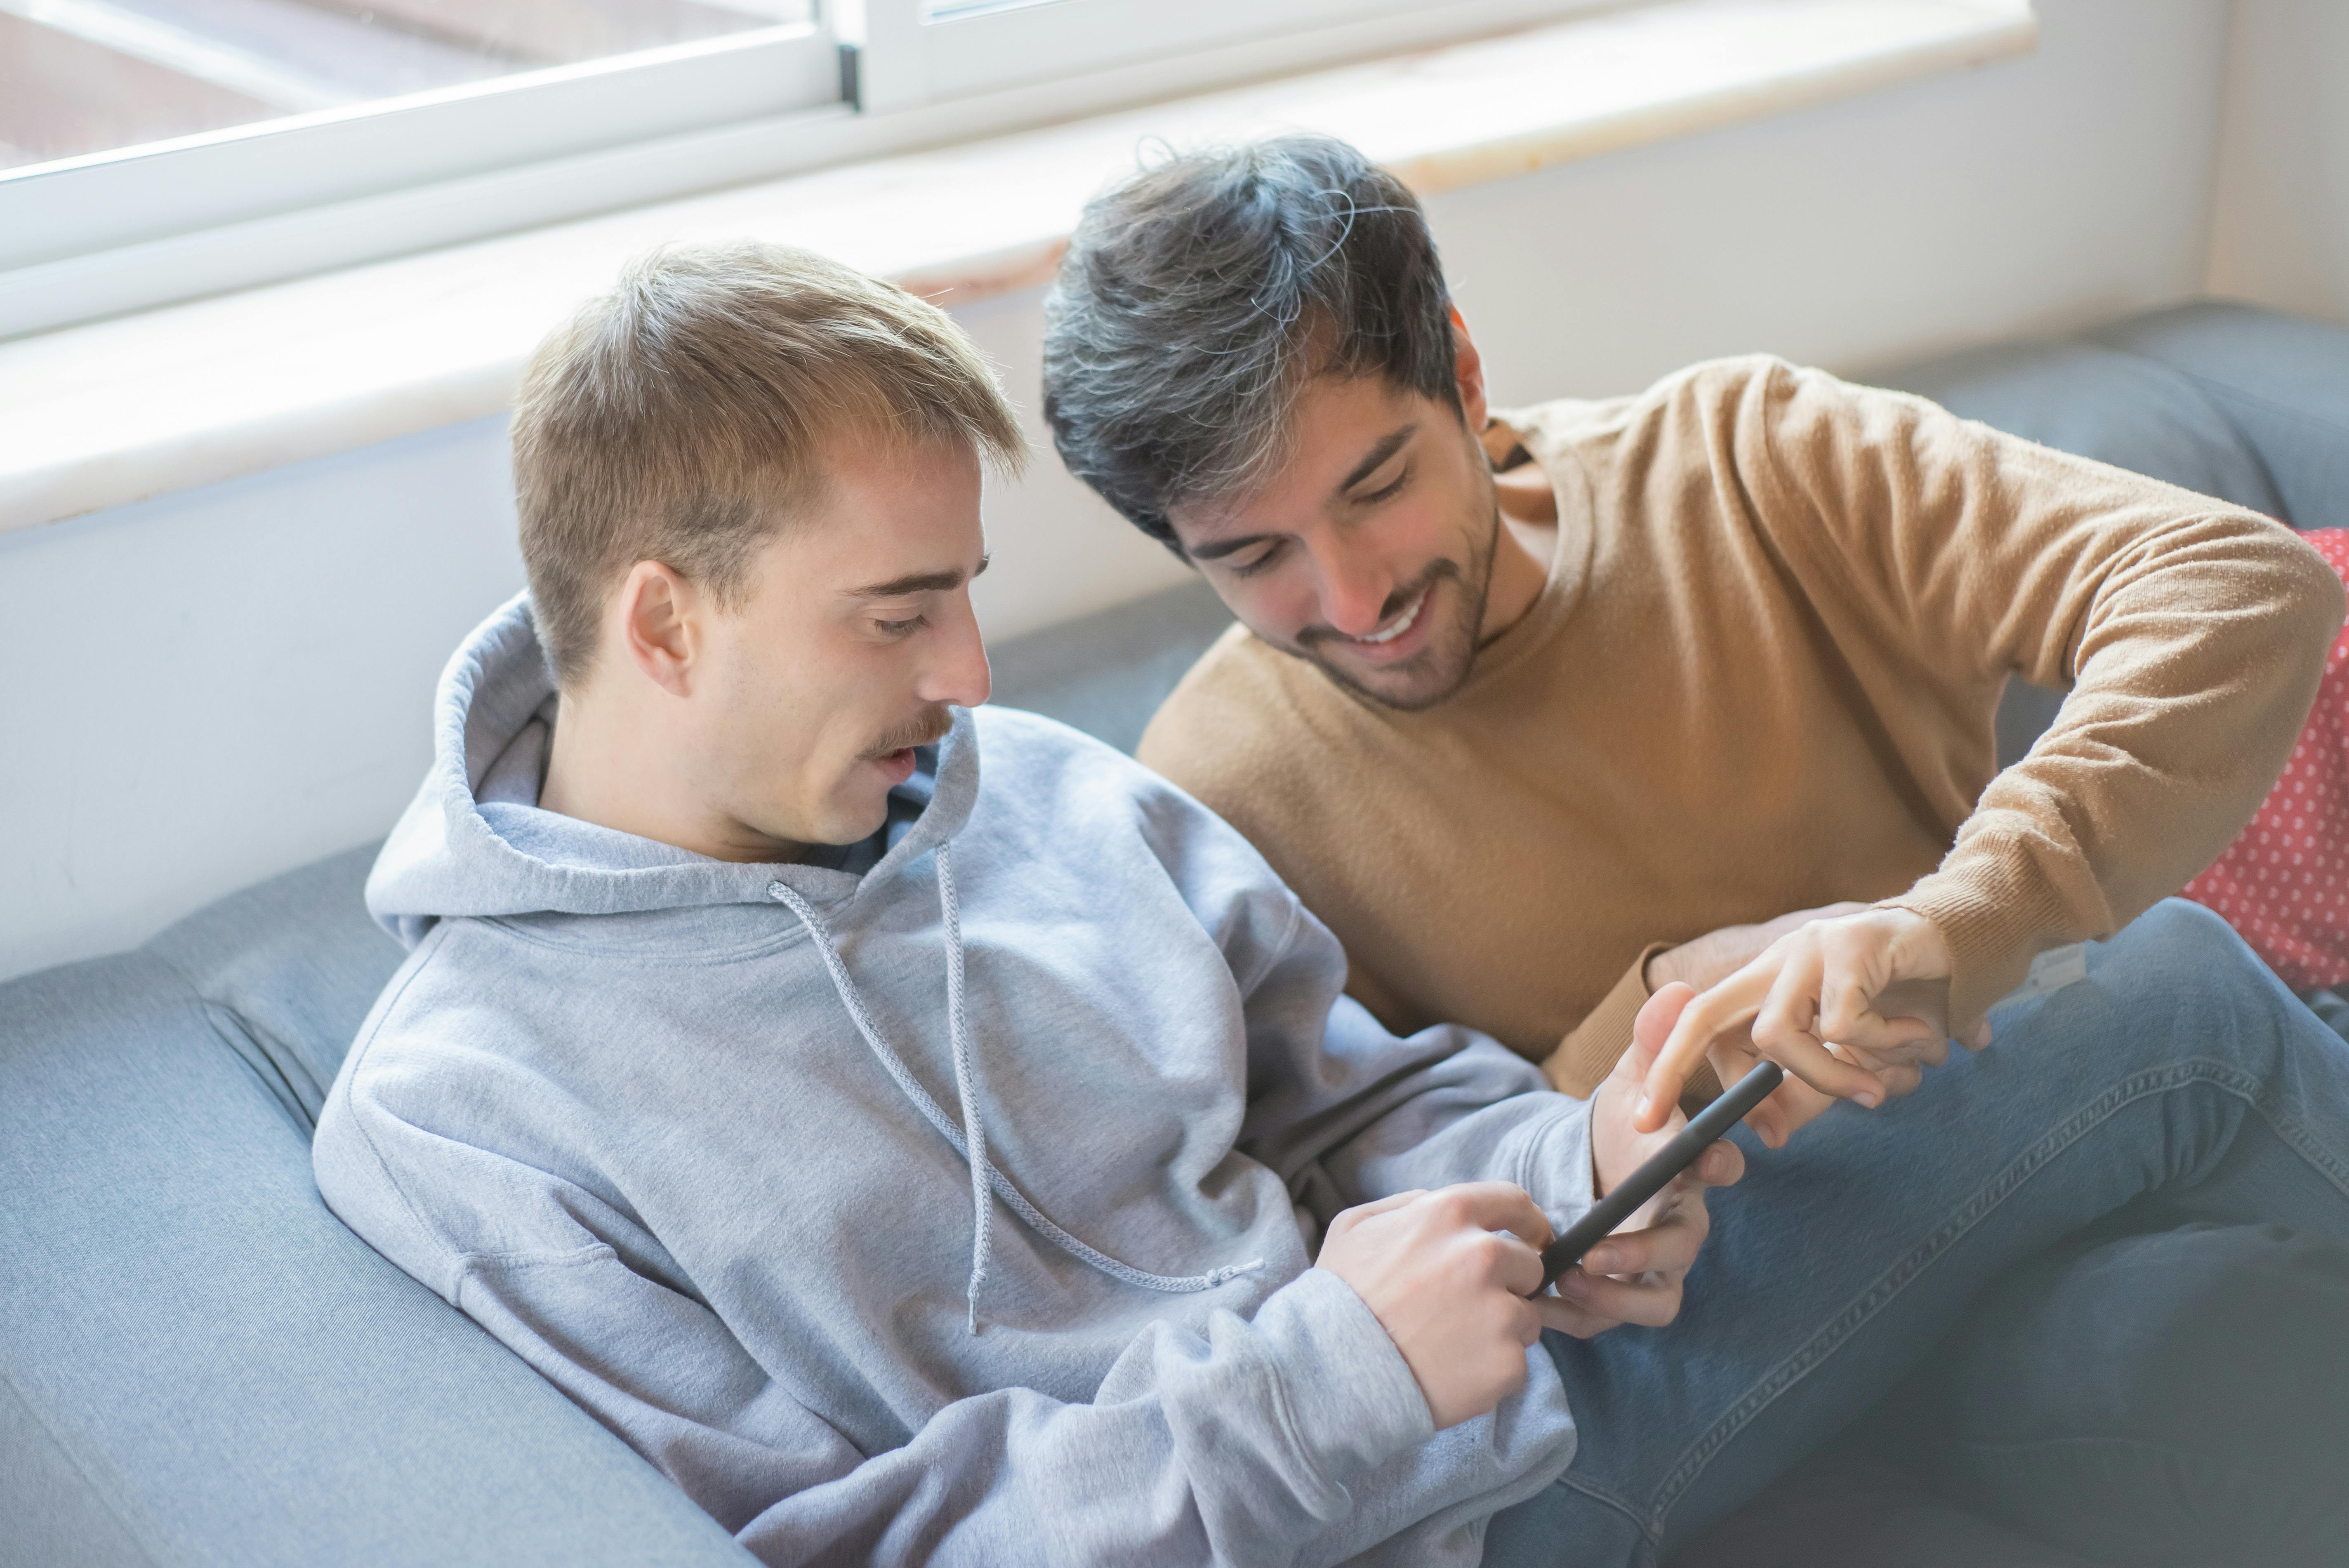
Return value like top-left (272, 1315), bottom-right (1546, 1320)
top-left (934, 843), bottom-right (993, 1332)
top-left (768, 843), bottom-right (1261, 1333)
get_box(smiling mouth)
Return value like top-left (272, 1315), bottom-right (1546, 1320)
top-left (1348, 586), bottom-right (1429, 646)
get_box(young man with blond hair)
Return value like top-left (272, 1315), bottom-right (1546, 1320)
top-left (318, 240), bottom-right (2349, 1568)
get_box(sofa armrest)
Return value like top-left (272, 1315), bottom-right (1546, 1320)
top-left (0, 954), bottom-right (754, 1568)
top-left (2091, 301), bottom-right (2349, 533)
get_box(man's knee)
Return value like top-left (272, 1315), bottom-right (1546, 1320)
top-left (2076, 897), bottom-right (2297, 1041)
top-left (2095, 897), bottom-right (2263, 988)
top-left (1965, 898), bottom-right (2326, 1102)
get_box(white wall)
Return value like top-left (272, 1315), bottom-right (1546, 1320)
top-left (1443, 0), bottom-right (2231, 398)
top-left (1, 418), bottom-right (524, 979)
top-left (0, 0), bottom-right (2237, 981)
top-left (2204, 0), bottom-right (2349, 324)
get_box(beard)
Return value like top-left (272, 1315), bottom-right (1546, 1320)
top-left (1289, 500), bottom-right (1501, 713)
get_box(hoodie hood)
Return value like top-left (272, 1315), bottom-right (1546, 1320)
top-left (364, 590), bottom-right (1254, 1333)
top-left (366, 591), bottom-right (975, 947)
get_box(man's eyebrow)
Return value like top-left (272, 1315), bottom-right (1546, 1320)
top-left (841, 555), bottom-right (990, 598)
top-left (1186, 532), bottom-right (1278, 563)
top-left (1337, 424), bottom-right (1416, 494)
top-left (1186, 425), bottom-right (1420, 562)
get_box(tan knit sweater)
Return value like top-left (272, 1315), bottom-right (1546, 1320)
top-left (1138, 356), bottom-right (2344, 1096)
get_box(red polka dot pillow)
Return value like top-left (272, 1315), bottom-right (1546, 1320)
top-left (2181, 529), bottom-right (2349, 992)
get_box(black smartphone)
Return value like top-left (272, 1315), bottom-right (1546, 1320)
top-left (1535, 1061), bottom-right (1783, 1293)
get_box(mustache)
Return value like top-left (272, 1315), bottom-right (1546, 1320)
top-left (1295, 559), bottom-right (1459, 649)
top-left (866, 704), bottom-right (955, 758)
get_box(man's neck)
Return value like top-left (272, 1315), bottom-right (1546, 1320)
top-left (1475, 446), bottom-right (1564, 643)
top-left (1477, 512), bottom-right (1557, 644)
top-left (538, 687), bottom-right (809, 865)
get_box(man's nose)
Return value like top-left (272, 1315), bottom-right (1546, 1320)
top-left (1312, 542), bottom-right (1397, 638)
top-left (921, 595), bottom-right (992, 709)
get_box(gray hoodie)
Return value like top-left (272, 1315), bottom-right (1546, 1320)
top-left (314, 594), bottom-right (1597, 1567)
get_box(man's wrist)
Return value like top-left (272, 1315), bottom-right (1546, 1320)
top-left (1279, 1269), bottom-right (1440, 1464)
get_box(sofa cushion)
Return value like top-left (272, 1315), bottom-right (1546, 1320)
top-left (2091, 300), bottom-right (2349, 532)
top-left (0, 950), bottom-right (753, 1568)
top-left (1871, 337), bottom-right (2289, 519)
top-left (142, 841), bottom-right (402, 1129)
top-left (987, 577), bottom-right (1234, 756)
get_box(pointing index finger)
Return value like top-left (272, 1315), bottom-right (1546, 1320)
top-left (1641, 968), bottom-right (1769, 1132)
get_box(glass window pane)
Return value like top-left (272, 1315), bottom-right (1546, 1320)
top-left (0, 0), bottom-right (815, 173)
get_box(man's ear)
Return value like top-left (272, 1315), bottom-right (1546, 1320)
top-left (1448, 305), bottom-right (1490, 430)
top-left (615, 560), bottom-right (701, 698)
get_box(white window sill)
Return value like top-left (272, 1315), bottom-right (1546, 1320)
top-left (0, 0), bottom-right (2033, 536)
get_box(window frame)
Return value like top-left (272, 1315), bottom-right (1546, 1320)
top-left (846, 0), bottom-right (1614, 111)
top-left (1, 0), bottom-right (1616, 339)
top-left (0, 22), bottom-right (846, 273)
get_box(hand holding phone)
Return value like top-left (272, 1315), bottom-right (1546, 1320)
top-left (1537, 1062), bottom-right (1780, 1293)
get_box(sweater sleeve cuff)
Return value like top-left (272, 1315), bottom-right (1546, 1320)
top-left (1541, 947), bottom-right (1664, 1097)
top-left (1257, 1269), bottom-right (1437, 1479)
top-left (1541, 945), bottom-right (1723, 1109)
top-left (1882, 866), bottom-right (2076, 1031)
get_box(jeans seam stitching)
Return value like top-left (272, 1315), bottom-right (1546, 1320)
top-left (1554, 1469), bottom-right (1656, 1547)
top-left (1642, 1056), bottom-right (2273, 1530)
top-left (2252, 1092), bottom-right (2349, 1199)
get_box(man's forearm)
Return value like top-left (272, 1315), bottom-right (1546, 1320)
top-left (1756, 363), bottom-right (2346, 1030)
top-left (1895, 524), bottom-right (2344, 1030)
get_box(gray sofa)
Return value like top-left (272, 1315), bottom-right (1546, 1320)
top-left (6, 301), bottom-right (2345, 1568)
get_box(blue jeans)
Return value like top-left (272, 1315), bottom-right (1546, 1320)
top-left (1482, 899), bottom-right (2349, 1566)
top-left (1886, 1218), bottom-right (2349, 1564)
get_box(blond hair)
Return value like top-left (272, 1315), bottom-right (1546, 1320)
top-left (513, 242), bottom-right (1025, 685)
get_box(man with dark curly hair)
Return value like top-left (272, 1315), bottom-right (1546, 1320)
top-left (1041, 133), bottom-right (2349, 1563)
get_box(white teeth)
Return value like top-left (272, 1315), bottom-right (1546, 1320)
top-left (1352, 589), bottom-right (1426, 645)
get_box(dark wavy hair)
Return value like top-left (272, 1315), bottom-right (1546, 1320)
top-left (1040, 134), bottom-right (1458, 555)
